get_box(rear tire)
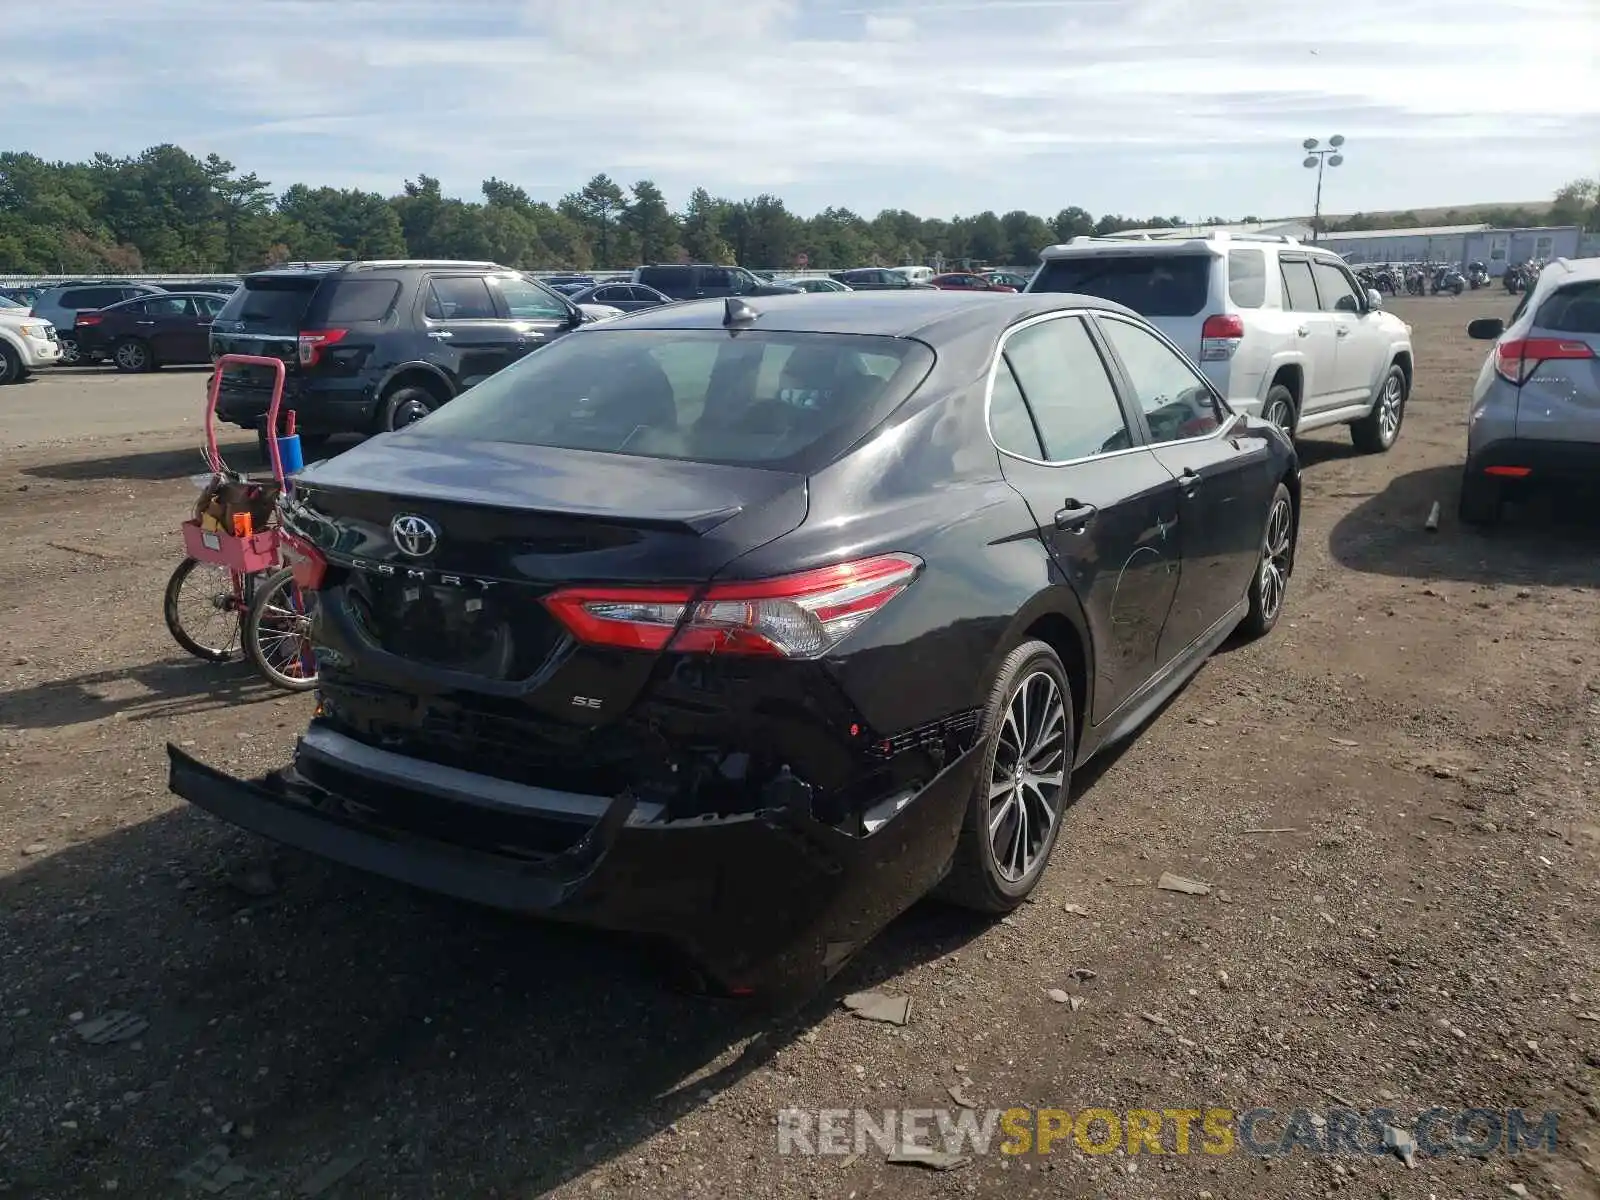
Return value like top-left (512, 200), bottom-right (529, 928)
top-left (1350, 364), bottom-right (1406, 453)
top-left (939, 640), bottom-right (1073, 913)
top-left (1238, 482), bottom-right (1295, 639)
top-left (379, 383), bottom-right (442, 432)
top-left (112, 337), bottom-right (154, 373)
top-left (1458, 470), bottom-right (1502, 527)
top-left (1261, 384), bottom-right (1297, 439)
top-left (164, 558), bottom-right (242, 662)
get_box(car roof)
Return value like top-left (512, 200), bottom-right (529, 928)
top-left (583, 290), bottom-right (1139, 340)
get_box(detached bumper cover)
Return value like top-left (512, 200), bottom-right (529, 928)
top-left (167, 730), bottom-right (978, 992)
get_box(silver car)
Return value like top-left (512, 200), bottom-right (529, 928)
top-left (1462, 257), bottom-right (1600, 525)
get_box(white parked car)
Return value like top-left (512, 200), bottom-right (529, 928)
top-left (0, 295), bottom-right (62, 384)
top-left (1027, 231), bottom-right (1415, 451)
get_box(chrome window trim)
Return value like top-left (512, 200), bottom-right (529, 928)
top-left (983, 309), bottom-right (1233, 468)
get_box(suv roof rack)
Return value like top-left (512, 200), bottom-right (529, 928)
top-left (1054, 230), bottom-right (1302, 249)
top-left (248, 259), bottom-right (510, 276)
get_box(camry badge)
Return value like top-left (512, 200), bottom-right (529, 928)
top-left (390, 514), bottom-right (438, 558)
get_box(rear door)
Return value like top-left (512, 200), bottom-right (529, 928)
top-left (1278, 257), bottom-right (1338, 412)
top-left (420, 274), bottom-right (518, 388)
top-left (988, 313), bottom-right (1183, 725)
top-left (141, 296), bottom-right (210, 362)
top-left (1094, 313), bottom-right (1274, 662)
top-left (1516, 277), bottom-right (1600, 445)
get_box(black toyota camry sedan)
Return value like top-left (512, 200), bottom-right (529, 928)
top-left (169, 290), bottom-right (1299, 996)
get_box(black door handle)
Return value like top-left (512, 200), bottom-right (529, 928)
top-left (1054, 500), bottom-right (1098, 532)
top-left (1179, 467), bottom-right (1203, 492)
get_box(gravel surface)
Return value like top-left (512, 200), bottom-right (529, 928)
top-left (2, 299), bottom-right (1598, 1199)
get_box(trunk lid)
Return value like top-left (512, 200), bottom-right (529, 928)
top-left (291, 434), bottom-right (809, 725)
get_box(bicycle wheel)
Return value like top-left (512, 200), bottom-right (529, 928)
top-left (164, 557), bottom-right (243, 662)
top-left (244, 567), bottom-right (319, 692)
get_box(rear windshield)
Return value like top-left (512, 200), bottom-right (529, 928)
top-left (413, 329), bottom-right (936, 471)
top-left (1031, 254), bottom-right (1211, 317)
top-left (1536, 281), bottom-right (1600, 335)
top-left (217, 276), bottom-right (322, 329)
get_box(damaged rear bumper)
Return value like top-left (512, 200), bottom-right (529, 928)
top-left (167, 723), bottom-right (979, 994)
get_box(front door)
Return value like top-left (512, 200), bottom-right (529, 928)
top-left (147, 296), bottom-right (213, 362)
top-left (421, 275), bottom-right (519, 389)
top-left (489, 274), bottom-right (574, 363)
top-left (1278, 257), bottom-right (1339, 412)
top-left (1094, 313), bottom-right (1277, 663)
top-left (989, 313), bottom-right (1182, 724)
top-left (1311, 259), bottom-right (1385, 404)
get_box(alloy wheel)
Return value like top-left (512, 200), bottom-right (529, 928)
top-left (1264, 397), bottom-right (1295, 437)
top-left (115, 341), bottom-right (148, 371)
top-left (1378, 373), bottom-right (1404, 444)
top-left (392, 398), bottom-right (432, 429)
top-left (1258, 496), bottom-right (1293, 623)
top-left (59, 337), bottom-right (80, 365)
top-left (986, 670), bottom-right (1068, 883)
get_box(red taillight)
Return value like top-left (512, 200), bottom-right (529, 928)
top-left (543, 553), bottom-right (923, 658)
top-left (297, 328), bottom-right (348, 367)
top-left (1494, 337), bottom-right (1595, 385)
top-left (280, 531), bottom-right (327, 590)
top-left (1200, 314), bottom-right (1245, 361)
top-left (1484, 465), bottom-right (1532, 478)
top-left (75, 312), bottom-right (103, 327)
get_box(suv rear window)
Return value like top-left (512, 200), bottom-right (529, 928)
top-left (1536, 281), bottom-right (1600, 335)
top-left (636, 267), bottom-right (690, 295)
top-left (305, 279), bottom-right (400, 324)
top-left (1227, 250), bottom-right (1266, 308)
top-left (218, 277), bottom-right (322, 329)
top-left (414, 329), bottom-right (935, 471)
top-left (1030, 254), bottom-right (1210, 317)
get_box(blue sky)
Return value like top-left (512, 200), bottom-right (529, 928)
top-left (12, 0), bottom-right (1599, 220)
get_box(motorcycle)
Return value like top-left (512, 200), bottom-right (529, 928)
top-left (1372, 266), bottom-right (1400, 295)
top-left (1432, 265), bottom-right (1465, 296)
top-left (1404, 266), bottom-right (1429, 296)
top-left (1504, 263), bottom-right (1526, 295)
top-left (1466, 262), bottom-right (1489, 290)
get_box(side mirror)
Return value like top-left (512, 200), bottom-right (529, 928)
top-left (1365, 288), bottom-right (1384, 312)
top-left (565, 305), bottom-right (585, 327)
top-left (1467, 317), bottom-right (1505, 341)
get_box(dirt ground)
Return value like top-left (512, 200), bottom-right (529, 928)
top-left (2, 299), bottom-right (1598, 1200)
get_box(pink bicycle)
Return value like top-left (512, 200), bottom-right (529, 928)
top-left (161, 355), bottom-right (319, 692)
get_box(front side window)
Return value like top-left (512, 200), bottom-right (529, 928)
top-left (412, 329), bottom-right (935, 471)
top-left (1002, 316), bottom-right (1131, 461)
top-left (1311, 260), bottom-right (1362, 313)
top-left (496, 275), bottom-right (568, 319)
top-left (1097, 316), bottom-right (1225, 443)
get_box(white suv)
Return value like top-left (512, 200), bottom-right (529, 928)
top-left (1027, 232), bottom-right (1415, 452)
top-left (0, 297), bottom-right (61, 384)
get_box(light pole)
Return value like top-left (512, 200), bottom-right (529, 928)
top-left (1302, 136), bottom-right (1345, 243)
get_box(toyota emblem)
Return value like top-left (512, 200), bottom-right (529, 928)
top-left (390, 514), bottom-right (438, 558)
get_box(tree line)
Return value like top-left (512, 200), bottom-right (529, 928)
top-left (2, 145), bottom-right (1595, 277)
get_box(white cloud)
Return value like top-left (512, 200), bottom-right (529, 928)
top-left (9, 0), bottom-right (1598, 220)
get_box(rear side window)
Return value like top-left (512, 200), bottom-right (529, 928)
top-left (311, 279), bottom-right (400, 323)
top-left (1536, 281), bottom-right (1600, 334)
top-left (412, 329), bottom-right (935, 471)
top-left (1279, 261), bottom-right (1319, 312)
top-left (1227, 250), bottom-right (1266, 308)
top-left (636, 267), bottom-right (690, 294)
top-left (62, 287), bottom-right (121, 309)
top-left (1030, 255), bottom-right (1210, 318)
top-left (988, 360), bottom-right (1045, 459)
top-left (220, 278), bottom-right (320, 328)
top-left (425, 277), bottom-right (497, 320)
top-left (1002, 316), bottom-right (1131, 461)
